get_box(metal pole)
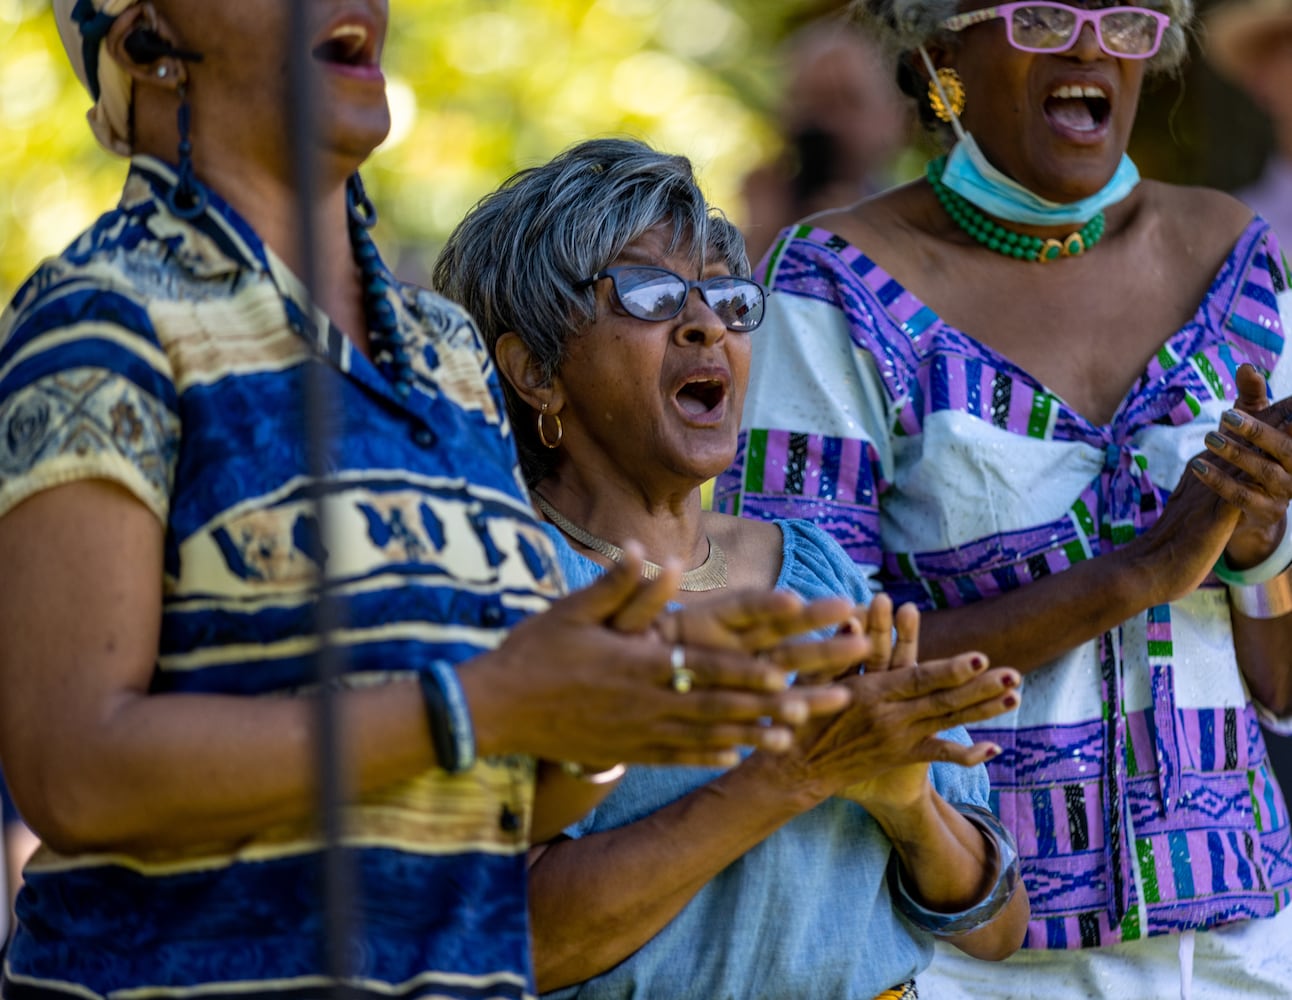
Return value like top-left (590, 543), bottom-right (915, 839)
top-left (286, 1), bottom-right (357, 993)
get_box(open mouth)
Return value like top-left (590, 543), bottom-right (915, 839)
top-left (312, 23), bottom-right (374, 67)
top-left (1044, 84), bottom-right (1111, 134)
top-left (676, 378), bottom-right (727, 417)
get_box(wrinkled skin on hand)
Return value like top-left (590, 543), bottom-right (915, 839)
top-left (759, 594), bottom-right (1020, 809)
top-left (1193, 364), bottom-right (1292, 570)
top-left (472, 547), bottom-right (859, 769)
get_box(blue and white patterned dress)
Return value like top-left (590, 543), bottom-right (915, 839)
top-left (0, 157), bottom-right (562, 999)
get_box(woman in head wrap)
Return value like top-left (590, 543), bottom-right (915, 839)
top-left (0, 3), bottom-right (869, 998)
top-left (435, 135), bottom-right (1029, 1000)
top-left (719, 0), bottom-right (1292, 996)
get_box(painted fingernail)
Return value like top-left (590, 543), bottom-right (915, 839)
top-left (1190, 458), bottom-right (1209, 476)
top-left (1205, 431), bottom-right (1227, 451)
top-left (1221, 410), bottom-right (1245, 429)
top-left (986, 744), bottom-right (1002, 759)
top-left (1000, 672), bottom-right (1019, 688)
top-left (970, 654), bottom-right (988, 672)
top-left (1003, 693), bottom-right (1019, 709)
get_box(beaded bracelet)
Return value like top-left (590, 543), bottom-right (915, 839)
top-left (418, 663), bottom-right (476, 774)
top-left (886, 803), bottom-right (1021, 937)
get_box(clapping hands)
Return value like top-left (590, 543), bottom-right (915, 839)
top-left (1192, 364), bottom-right (1292, 570)
top-left (471, 543), bottom-right (863, 769)
top-left (755, 594), bottom-right (1021, 811)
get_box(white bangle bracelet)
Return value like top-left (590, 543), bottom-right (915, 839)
top-left (559, 761), bottom-right (627, 785)
top-left (1214, 524), bottom-right (1292, 586)
top-left (1228, 565), bottom-right (1292, 619)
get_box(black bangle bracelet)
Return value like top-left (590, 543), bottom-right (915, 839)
top-left (418, 663), bottom-right (476, 774)
top-left (886, 803), bottom-right (1021, 937)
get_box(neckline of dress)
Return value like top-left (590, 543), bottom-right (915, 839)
top-left (786, 218), bottom-right (1266, 432)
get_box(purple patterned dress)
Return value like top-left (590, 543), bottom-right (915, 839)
top-left (719, 218), bottom-right (1292, 960)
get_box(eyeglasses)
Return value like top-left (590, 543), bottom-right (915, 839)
top-left (576, 266), bottom-right (766, 333)
top-left (942, 2), bottom-right (1170, 59)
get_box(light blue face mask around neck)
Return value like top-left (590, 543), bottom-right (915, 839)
top-left (917, 46), bottom-right (1140, 227)
top-left (942, 133), bottom-right (1141, 226)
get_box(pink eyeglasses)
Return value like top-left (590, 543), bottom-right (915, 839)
top-left (942, 2), bottom-right (1171, 58)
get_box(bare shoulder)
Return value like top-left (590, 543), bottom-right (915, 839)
top-left (1135, 180), bottom-right (1255, 262)
top-left (704, 512), bottom-right (785, 590)
top-left (799, 179), bottom-right (936, 262)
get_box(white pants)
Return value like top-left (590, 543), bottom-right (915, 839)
top-left (918, 907), bottom-right (1292, 1000)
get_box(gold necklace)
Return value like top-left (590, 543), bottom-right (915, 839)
top-left (533, 492), bottom-right (728, 591)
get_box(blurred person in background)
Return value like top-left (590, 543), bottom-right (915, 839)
top-left (741, 17), bottom-right (913, 263)
top-left (720, 0), bottom-right (1292, 994)
top-left (1205, 0), bottom-right (1292, 246)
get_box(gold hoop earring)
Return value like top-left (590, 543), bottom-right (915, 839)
top-left (537, 402), bottom-right (563, 449)
top-left (928, 67), bottom-right (966, 123)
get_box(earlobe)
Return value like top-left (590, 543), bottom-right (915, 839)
top-left (495, 332), bottom-right (559, 412)
top-left (915, 42), bottom-right (955, 80)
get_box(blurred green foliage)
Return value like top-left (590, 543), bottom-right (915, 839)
top-left (0, 0), bottom-right (833, 300)
top-left (2, 0), bottom-right (1266, 303)
top-left (1, 0), bottom-right (131, 302)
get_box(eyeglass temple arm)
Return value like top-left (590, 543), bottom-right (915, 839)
top-left (944, 6), bottom-right (1005, 29)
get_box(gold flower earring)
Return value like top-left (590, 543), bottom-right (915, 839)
top-left (928, 67), bottom-right (966, 122)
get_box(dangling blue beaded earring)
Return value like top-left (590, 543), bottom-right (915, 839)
top-left (167, 84), bottom-right (208, 220)
top-left (347, 172), bottom-right (378, 230)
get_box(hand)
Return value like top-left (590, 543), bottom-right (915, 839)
top-left (756, 595), bottom-right (1019, 810)
top-left (1131, 437), bottom-right (1242, 604)
top-left (464, 546), bottom-right (854, 768)
top-left (1192, 364), bottom-right (1292, 569)
top-left (840, 596), bottom-right (940, 811)
top-left (653, 585), bottom-right (874, 683)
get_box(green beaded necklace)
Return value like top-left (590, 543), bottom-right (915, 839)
top-left (926, 156), bottom-right (1105, 263)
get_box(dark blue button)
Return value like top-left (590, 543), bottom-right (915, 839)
top-left (481, 604), bottom-right (504, 627)
top-left (412, 427), bottom-right (435, 448)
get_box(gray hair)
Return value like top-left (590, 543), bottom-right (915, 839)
top-left (432, 137), bottom-right (750, 486)
top-left (851, 0), bottom-right (1195, 82)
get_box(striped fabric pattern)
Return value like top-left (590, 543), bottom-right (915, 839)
top-left (718, 218), bottom-right (1292, 949)
top-left (0, 158), bottom-right (561, 999)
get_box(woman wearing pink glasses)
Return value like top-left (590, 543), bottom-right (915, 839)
top-left (720, 0), bottom-right (1292, 996)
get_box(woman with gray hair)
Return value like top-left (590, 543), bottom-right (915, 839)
top-left (435, 136), bottom-right (1029, 1000)
top-left (717, 0), bottom-right (1292, 996)
top-left (1, 4), bottom-right (894, 999)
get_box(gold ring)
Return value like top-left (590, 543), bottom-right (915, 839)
top-left (670, 644), bottom-right (695, 694)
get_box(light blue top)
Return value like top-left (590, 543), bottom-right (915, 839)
top-left (539, 518), bottom-right (991, 1000)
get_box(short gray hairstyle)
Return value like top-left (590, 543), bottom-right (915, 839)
top-left (433, 137), bottom-right (750, 486)
top-left (851, 0), bottom-right (1195, 83)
